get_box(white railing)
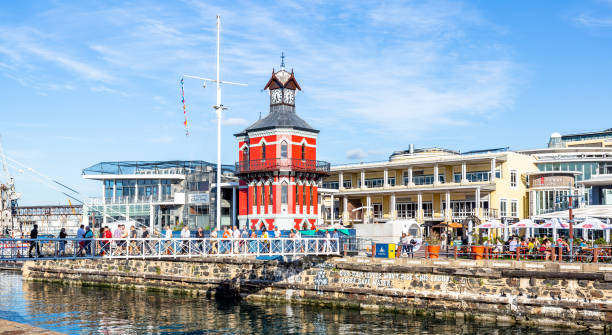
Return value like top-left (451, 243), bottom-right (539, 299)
top-left (88, 196), bottom-right (175, 206)
top-left (0, 237), bottom-right (340, 261)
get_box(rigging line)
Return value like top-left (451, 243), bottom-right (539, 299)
top-left (4, 161), bottom-right (144, 226)
top-left (4, 155), bottom-right (79, 195)
top-left (53, 180), bottom-right (80, 194)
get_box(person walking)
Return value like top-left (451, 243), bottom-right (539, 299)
top-left (57, 227), bottom-right (67, 257)
top-left (101, 226), bottom-right (112, 256)
top-left (232, 226), bottom-right (241, 254)
top-left (222, 226), bottom-right (232, 253)
top-left (180, 225), bottom-right (191, 254)
top-left (77, 224), bottom-right (86, 256)
top-left (28, 224), bottom-right (40, 258)
top-left (84, 226), bottom-right (94, 256)
top-left (164, 226), bottom-right (174, 255)
top-left (210, 227), bottom-right (219, 254)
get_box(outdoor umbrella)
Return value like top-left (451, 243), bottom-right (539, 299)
top-left (573, 217), bottom-right (610, 230)
top-left (606, 219), bottom-right (611, 243)
top-left (474, 220), bottom-right (505, 229)
top-left (508, 219), bottom-right (538, 239)
top-left (574, 218), bottom-right (611, 241)
top-left (541, 218), bottom-right (569, 242)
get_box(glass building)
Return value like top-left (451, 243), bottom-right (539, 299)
top-left (82, 161), bottom-right (238, 231)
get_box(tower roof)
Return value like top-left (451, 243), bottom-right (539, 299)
top-left (235, 66), bottom-right (317, 136)
top-left (263, 68), bottom-right (301, 91)
top-left (236, 109), bottom-right (318, 135)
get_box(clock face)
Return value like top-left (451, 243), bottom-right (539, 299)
top-left (283, 90), bottom-right (294, 104)
top-left (271, 89), bottom-right (282, 104)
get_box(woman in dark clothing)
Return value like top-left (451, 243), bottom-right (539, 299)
top-left (57, 228), bottom-right (67, 256)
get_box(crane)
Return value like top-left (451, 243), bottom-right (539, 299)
top-left (0, 135), bottom-right (21, 234)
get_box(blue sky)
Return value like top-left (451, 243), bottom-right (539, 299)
top-left (1, 0), bottom-right (612, 205)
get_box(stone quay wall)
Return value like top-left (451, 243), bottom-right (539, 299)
top-left (21, 257), bottom-right (612, 331)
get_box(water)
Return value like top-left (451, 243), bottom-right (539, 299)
top-left (0, 271), bottom-right (597, 334)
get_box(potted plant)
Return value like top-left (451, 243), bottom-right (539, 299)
top-left (424, 233), bottom-right (441, 259)
top-left (471, 236), bottom-right (486, 260)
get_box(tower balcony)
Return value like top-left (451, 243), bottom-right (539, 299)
top-left (235, 158), bottom-right (330, 175)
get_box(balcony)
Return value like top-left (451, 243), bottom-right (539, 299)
top-left (88, 195), bottom-right (175, 206)
top-left (235, 158), bottom-right (330, 175)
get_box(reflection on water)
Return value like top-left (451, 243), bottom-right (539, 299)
top-left (0, 271), bottom-right (596, 334)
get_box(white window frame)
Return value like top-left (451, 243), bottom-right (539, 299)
top-left (500, 199), bottom-right (508, 217)
top-left (510, 199), bottom-right (518, 217)
top-left (510, 170), bottom-right (517, 188)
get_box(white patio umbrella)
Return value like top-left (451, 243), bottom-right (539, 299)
top-left (508, 219), bottom-right (538, 239)
top-left (606, 219), bottom-right (610, 243)
top-left (574, 218), bottom-right (612, 242)
top-left (541, 218), bottom-right (569, 241)
top-left (475, 219), bottom-right (504, 242)
top-left (574, 217), bottom-right (610, 229)
top-left (475, 220), bottom-right (505, 229)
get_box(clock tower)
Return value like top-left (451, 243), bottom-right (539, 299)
top-left (234, 62), bottom-right (330, 231)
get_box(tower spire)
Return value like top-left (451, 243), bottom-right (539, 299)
top-left (280, 52), bottom-right (285, 68)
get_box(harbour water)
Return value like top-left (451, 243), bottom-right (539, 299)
top-left (0, 271), bottom-right (595, 334)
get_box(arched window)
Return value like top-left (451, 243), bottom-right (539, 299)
top-left (261, 143), bottom-right (266, 160)
top-left (281, 182), bottom-right (288, 204)
top-left (310, 185), bottom-right (314, 206)
top-left (243, 147), bottom-right (249, 161)
top-left (301, 143), bottom-right (306, 160)
top-left (253, 184), bottom-right (257, 206)
top-left (281, 141), bottom-right (288, 159)
top-left (261, 184), bottom-right (265, 207)
top-left (268, 182), bottom-right (273, 205)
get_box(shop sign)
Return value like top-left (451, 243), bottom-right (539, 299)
top-left (188, 192), bottom-right (210, 205)
top-left (530, 175), bottom-right (574, 188)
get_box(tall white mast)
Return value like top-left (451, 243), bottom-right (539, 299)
top-left (215, 15), bottom-right (222, 231)
top-left (182, 16), bottom-right (247, 230)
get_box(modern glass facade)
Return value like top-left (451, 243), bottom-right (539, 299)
top-left (538, 162), bottom-right (598, 182)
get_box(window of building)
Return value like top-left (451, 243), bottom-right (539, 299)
top-left (388, 177), bottom-right (396, 186)
top-left (310, 186), bottom-right (314, 206)
top-left (301, 143), bottom-right (306, 160)
top-left (510, 170), bottom-right (517, 188)
top-left (511, 200), bottom-right (518, 217)
top-left (261, 143), bottom-right (266, 160)
top-left (243, 147), bottom-right (249, 161)
top-left (281, 182), bottom-right (288, 204)
top-left (343, 180), bottom-right (352, 188)
top-left (104, 180), bottom-right (113, 199)
top-left (303, 185), bottom-right (306, 206)
top-left (322, 181), bottom-right (339, 189)
top-left (373, 203), bottom-right (382, 219)
top-left (268, 184), bottom-right (273, 206)
top-left (253, 186), bottom-right (257, 206)
top-left (453, 171), bottom-right (491, 183)
top-left (281, 141), bottom-right (288, 159)
top-left (261, 185), bottom-right (265, 206)
top-left (500, 200), bottom-right (507, 217)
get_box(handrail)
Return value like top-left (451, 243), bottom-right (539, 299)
top-left (0, 237), bottom-right (340, 260)
top-left (235, 158), bottom-right (330, 174)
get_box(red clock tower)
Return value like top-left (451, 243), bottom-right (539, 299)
top-left (234, 64), bottom-right (330, 231)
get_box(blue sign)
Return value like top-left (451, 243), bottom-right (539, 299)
top-left (374, 243), bottom-right (396, 258)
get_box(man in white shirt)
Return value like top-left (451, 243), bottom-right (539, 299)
top-left (164, 226), bottom-right (174, 254)
top-left (180, 225), bottom-right (191, 254)
top-left (232, 226), bottom-right (241, 253)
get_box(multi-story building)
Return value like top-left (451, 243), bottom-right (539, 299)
top-left (82, 160), bottom-right (237, 230)
top-left (520, 128), bottom-right (612, 216)
top-left (322, 146), bottom-right (538, 227)
top-left (234, 65), bottom-right (330, 231)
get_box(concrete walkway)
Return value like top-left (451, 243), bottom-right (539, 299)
top-left (0, 319), bottom-right (65, 335)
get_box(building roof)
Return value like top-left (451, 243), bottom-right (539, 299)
top-left (82, 160), bottom-right (235, 175)
top-left (236, 108), bottom-right (318, 136)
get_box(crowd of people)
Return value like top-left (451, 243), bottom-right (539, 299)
top-left (17, 224), bottom-right (341, 258)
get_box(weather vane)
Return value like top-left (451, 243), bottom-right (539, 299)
top-left (280, 52), bottom-right (285, 68)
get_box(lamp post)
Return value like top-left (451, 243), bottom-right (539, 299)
top-left (183, 16), bottom-right (247, 230)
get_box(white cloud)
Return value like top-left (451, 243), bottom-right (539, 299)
top-left (345, 148), bottom-right (368, 160)
top-left (222, 117), bottom-right (249, 126)
top-left (574, 14), bottom-right (612, 28)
